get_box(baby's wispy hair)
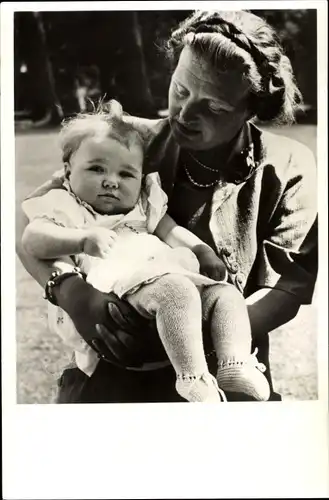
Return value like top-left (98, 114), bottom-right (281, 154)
top-left (59, 99), bottom-right (144, 164)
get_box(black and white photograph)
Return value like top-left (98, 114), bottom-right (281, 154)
top-left (14, 6), bottom-right (320, 404)
top-left (1, 1), bottom-right (328, 498)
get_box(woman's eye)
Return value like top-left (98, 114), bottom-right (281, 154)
top-left (175, 82), bottom-right (189, 97)
top-left (208, 102), bottom-right (229, 114)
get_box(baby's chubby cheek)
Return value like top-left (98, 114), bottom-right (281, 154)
top-left (118, 192), bottom-right (141, 214)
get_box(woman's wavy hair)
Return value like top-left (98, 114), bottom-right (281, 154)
top-left (165, 10), bottom-right (303, 123)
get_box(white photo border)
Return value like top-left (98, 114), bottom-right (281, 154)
top-left (2, 2), bottom-right (328, 499)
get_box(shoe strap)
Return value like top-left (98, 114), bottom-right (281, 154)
top-left (218, 348), bottom-right (266, 373)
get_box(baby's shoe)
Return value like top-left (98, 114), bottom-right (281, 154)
top-left (176, 372), bottom-right (227, 403)
top-left (216, 349), bottom-right (270, 401)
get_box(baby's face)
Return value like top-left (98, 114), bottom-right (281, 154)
top-left (66, 135), bottom-right (143, 215)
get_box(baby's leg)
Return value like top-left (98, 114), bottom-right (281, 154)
top-left (126, 274), bottom-right (225, 402)
top-left (202, 284), bottom-right (270, 401)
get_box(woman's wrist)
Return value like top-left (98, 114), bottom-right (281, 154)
top-left (45, 268), bottom-right (86, 306)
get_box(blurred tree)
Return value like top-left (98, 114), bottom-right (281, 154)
top-left (33, 12), bottom-right (64, 125)
top-left (41, 11), bottom-right (158, 116)
top-left (130, 11), bottom-right (155, 114)
top-left (107, 11), bottom-right (156, 116)
top-left (14, 12), bottom-right (64, 125)
top-left (139, 11), bottom-right (193, 111)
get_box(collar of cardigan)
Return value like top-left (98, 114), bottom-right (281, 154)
top-left (178, 120), bottom-right (262, 186)
top-left (216, 121), bottom-right (262, 185)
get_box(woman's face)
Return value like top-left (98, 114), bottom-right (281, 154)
top-left (168, 45), bottom-right (252, 151)
top-left (66, 135), bottom-right (143, 215)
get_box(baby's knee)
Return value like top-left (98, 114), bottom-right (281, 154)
top-left (205, 283), bottom-right (245, 308)
top-left (158, 274), bottom-right (199, 306)
top-left (217, 283), bottom-right (246, 306)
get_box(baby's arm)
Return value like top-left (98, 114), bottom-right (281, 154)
top-left (22, 219), bottom-right (117, 259)
top-left (154, 214), bottom-right (227, 281)
top-left (155, 214), bottom-right (211, 253)
top-left (23, 219), bottom-right (85, 258)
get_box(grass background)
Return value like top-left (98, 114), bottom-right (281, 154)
top-left (15, 124), bottom-right (318, 403)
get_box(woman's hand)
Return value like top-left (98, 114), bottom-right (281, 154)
top-left (82, 227), bottom-right (118, 258)
top-left (194, 245), bottom-right (228, 281)
top-left (53, 275), bottom-right (167, 368)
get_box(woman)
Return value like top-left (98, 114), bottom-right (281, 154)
top-left (16, 10), bottom-right (318, 403)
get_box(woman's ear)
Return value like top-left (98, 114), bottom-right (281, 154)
top-left (64, 162), bottom-right (71, 180)
top-left (246, 92), bottom-right (258, 122)
top-left (245, 100), bottom-right (256, 122)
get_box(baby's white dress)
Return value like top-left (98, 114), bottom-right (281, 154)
top-left (22, 173), bottom-right (220, 376)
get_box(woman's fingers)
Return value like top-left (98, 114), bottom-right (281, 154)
top-left (95, 323), bottom-right (144, 367)
top-left (96, 323), bottom-right (141, 356)
top-left (91, 330), bottom-right (124, 366)
top-left (95, 324), bottom-right (131, 362)
top-left (107, 298), bottom-right (148, 334)
top-left (107, 301), bottom-right (131, 330)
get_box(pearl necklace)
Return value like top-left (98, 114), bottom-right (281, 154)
top-left (183, 164), bottom-right (222, 188)
top-left (183, 142), bottom-right (255, 188)
top-left (188, 143), bottom-right (254, 172)
top-left (187, 151), bottom-right (219, 173)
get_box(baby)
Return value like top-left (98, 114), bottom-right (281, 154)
top-left (22, 100), bottom-right (270, 403)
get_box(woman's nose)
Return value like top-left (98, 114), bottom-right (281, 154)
top-left (179, 99), bottom-right (198, 125)
top-left (102, 177), bottom-right (118, 189)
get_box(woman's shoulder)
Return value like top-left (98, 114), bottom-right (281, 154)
top-left (25, 169), bottom-right (65, 200)
top-left (252, 123), bottom-right (316, 180)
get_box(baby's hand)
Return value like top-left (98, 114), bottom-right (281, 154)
top-left (194, 245), bottom-right (227, 282)
top-left (82, 227), bottom-right (118, 258)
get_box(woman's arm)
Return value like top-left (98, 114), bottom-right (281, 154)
top-left (246, 287), bottom-right (301, 339)
top-left (245, 141), bottom-right (317, 339)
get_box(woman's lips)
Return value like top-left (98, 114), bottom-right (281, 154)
top-left (174, 120), bottom-right (200, 137)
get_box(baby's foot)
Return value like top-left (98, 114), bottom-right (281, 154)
top-left (176, 373), bottom-right (227, 403)
top-left (216, 349), bottom-right (270, 401)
